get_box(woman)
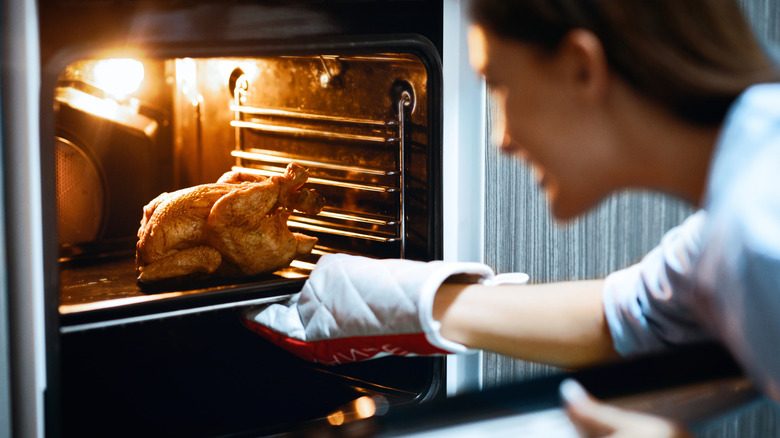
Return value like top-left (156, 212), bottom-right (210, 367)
top-left (244, 0), bottom-right (780, 436)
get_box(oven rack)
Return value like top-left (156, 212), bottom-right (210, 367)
top-left (230, 163), bottom-right (398, 193)
top-left (229, 120), bottom-right (396, 144)
top-left (229, 104), bottom-right (394, 127)
top-left (230, 104), bottom-right (401, 145)
top-left (231, 148), bottom-right (398, 176)
top-left (231, 90), bottom-right (412, 255)
top-left (288, 216), bottom-right (399, 243)
top-left (228, 163), bottom-right (401, 243)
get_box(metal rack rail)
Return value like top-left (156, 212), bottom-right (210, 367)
top-left (230, 78), bottom-right (411, 254)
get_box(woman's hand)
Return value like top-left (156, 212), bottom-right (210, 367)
top-left (560, 379), bottom-right (695, 438)
top-left (242, 254), bottom-right (497, 364)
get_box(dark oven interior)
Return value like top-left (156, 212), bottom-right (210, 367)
top-left (39, 1), bottom-right (445, 436)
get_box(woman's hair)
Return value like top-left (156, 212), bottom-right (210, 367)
top-left (470, 0), bottom-right (779, 125)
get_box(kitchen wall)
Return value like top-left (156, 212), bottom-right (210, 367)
top-left (480, 0), bottom-right (780, 435)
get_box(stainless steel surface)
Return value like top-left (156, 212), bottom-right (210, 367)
top-left (230, 104), bottom-right (391, 126)
top-left (2, 0), bottom-right (45, 435)
top-left (612, 377), bottom-right (758, 426)
top-left (396, 409), bottom-right (578, 438)
top-left (59, 293), bottom-right (296, 334)
top-left (230, 119), bottom-right (393, 143)
top-left (226, 54), bottom-right (428, 257)
top-left (287, 219), bottom-right (398, 243)
top-left (398, 90), bottom-right (412, 257)
top-left (230, 149), bottom-right (395, 175)
top-left (393, 378), bottom-right (758, 438)
top-left (230, 165), bottom-right (398, 192)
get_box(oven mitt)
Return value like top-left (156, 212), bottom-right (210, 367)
top-left (242, 253), bottom-right (529, 365)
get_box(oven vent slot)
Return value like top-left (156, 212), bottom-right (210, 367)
top-left (231, 91), bottom-right (412, 256)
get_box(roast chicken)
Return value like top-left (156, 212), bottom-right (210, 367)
top-left (135, 162), bottom-right (325, 284)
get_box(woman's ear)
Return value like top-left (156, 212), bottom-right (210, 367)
top-left (558, 29), bottom-right (609, 103)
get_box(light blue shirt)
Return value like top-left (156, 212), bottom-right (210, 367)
top-left (603, 83), bottom-right (780, 400)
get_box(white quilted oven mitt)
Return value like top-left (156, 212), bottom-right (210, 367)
top-left (242, 253), bottom-right (528, 365)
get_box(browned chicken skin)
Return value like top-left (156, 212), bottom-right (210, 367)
top-left (135, 162), bottom-right (325, 283)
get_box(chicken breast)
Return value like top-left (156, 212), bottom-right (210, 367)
top-left (136, 162), bottom-right (325, 284)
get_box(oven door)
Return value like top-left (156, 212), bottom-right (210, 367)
top-left (60, 308), bottom-right (444, 437)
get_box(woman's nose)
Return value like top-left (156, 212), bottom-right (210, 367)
top-left (490, 91), bottom-right (509, 149)
top-left (495, 111), bottom-right (515, 152)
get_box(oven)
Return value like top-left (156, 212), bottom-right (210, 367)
top-left (2, 0), bottom-right (489, 436)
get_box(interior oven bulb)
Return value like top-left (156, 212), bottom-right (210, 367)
top-left (93, 58), bottom-right (144, 99)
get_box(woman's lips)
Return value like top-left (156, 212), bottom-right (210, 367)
top-left (533, 165), bottom-right (547, 188)
top-left (503, 144), bottom-right (549, 189)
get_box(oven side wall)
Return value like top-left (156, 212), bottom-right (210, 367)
top-left (481, 0), bottom-right (780, 435)
top-left (1, 0), bottom-right (47, 437)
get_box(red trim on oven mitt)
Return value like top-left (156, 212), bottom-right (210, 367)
top-left (244, 322), bottom-right (451, 365)
top-left (241, 254), bottom-right (527, 365)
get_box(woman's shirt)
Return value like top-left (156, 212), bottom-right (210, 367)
top-left (603, 83), bottom-right (780, 400)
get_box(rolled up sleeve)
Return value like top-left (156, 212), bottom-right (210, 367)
top-left (603, 211), bottom-right (715, 357)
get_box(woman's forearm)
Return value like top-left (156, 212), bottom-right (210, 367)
top-left (433, 279), bottom-right (619, 369)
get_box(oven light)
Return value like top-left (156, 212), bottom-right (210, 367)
top-left (327, 410), bottom-right (345, 426)
top-left (93, 58), bottom-right (144, 99)
top-left (354, 396), bottom-right (377, 418)
top-left (325, 395), bottom-right (389, 427)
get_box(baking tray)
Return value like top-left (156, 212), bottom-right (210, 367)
top-left (59, 255), bottom-right (309, 327)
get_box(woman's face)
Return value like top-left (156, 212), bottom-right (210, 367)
top-left (468, 25), bottom-right (620, 220)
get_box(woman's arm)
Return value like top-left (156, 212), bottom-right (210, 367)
top-left (433, 279), bottom-right (620, 368)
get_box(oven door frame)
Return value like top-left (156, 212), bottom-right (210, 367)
top-left (442, 0), bottom-right (488, 397)
top-left (2, 0), bottom-right (49, 436)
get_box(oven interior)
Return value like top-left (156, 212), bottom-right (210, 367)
top-left (52, 43), bottom-right (444, 436)
top-left (57, 49), bottom-right (437, 321)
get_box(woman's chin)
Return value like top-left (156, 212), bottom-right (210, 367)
top-left (549, 203), bottom-right (581, 222)
top-left (547, 190), bottom-right (597, 222)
